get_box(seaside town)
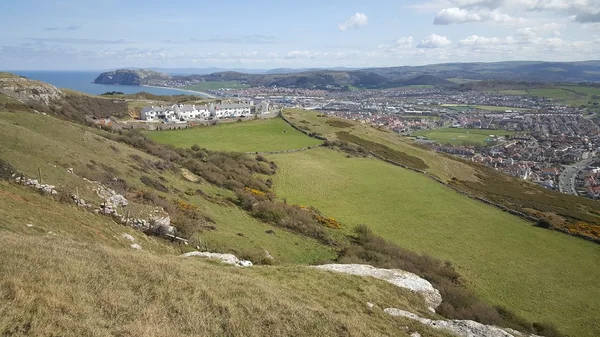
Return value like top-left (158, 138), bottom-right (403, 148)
top-left (191, 85), bottom-right (600, 199)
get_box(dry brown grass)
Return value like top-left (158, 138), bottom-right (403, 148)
top-left (0, 231), bottom-right (454, 337)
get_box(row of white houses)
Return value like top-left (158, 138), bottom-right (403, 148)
top-left (140, 101), bottom-right (270, 121)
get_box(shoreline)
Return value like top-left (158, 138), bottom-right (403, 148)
top-left (140, 85), bottom-right (215, 99)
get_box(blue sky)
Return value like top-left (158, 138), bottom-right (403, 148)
top-left (1, 0), bottom-right (599, 70)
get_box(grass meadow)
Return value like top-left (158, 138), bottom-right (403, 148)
top-left (0, 219), bottom-right (443, 337)
top-left (146, 117), bottom-right (322, 153)
top-left (269, 147), bottom-right (600, 337)
top-left (412, 128), bottom-right (515, 146)
top-left (0, 112), bottom-right (334, 265)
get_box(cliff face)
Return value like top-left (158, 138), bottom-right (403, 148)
top-left (0, 74), bottom-right (63, 105)
top-left (93, 69), bottom-right (169, 85)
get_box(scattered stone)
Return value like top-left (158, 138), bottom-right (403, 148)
top-left (130, 243), bottom-right (142, 250)
top-left (263, 249), bottom-right (274, 261)
top-left (26, 224), bottom-right (33, 227)
top-left (181, 168), bottom-right (199, 182)
top-left (366, 302), bottom-right (375, 308)
top-left (236, 232), bottom-right (245, 237)
top-left (66, 168), bottom-right (74, 174)
top-left (313, 264), bottom-right (442, 311)
top-left (121, 233), bottom-right (135, 242)
top-left (265, 229), bottom-right (275, 235)
top-left (383, 308), bottom-right (541, 337)
top-left (180, 251), bottom-right (253, 267)
top-left (410, 332), bottom-right (422, 337)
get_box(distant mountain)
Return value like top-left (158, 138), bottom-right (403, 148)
top-left (94, 61), bottom-right (600, 89)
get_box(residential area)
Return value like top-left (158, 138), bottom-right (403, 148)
top-left (199, 85), bottom-right (600, 199)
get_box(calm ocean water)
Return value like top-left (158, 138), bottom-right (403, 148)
top-left (10, 71), bottom-right (199, 96)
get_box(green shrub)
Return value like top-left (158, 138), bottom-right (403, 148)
top-left (0, 159), bottom-right (16, 180)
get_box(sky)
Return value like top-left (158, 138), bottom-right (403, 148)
top-left (1, 0), bottom-right (599, 70)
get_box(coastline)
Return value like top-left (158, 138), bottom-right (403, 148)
top-left (140, 85), bottom-right (215, 99)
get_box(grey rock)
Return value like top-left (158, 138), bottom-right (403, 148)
top-left (130, 243), bottom-right (142, 250)
top-left (384, 308), bottom-right (542, 337)
top-left (122, 233), bottom-right (136, 242)
top-left (181, 251), bottom-right (253, 267)
top-left (314, 264), bottom-right (442, 310)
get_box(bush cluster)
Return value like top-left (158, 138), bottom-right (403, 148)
top-left (140, 175), bottom-right (169, 193)
top-left (235, 189), bottom-right (336, 245)
top-left (111, 130), bottom-right (274, 193)
top-left (336, 131), bottom-right (429, 170)
top-left (0, 159), bottom-right (17, 180)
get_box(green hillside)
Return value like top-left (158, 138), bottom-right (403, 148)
top-left (0, 81), bottom-right (595, 337)
top-left (146, 117), bottom-right (322, 153)
top-left (0, 111), bottom-right (333, 264)
top-left (269, 147), bottom-right (600, 337)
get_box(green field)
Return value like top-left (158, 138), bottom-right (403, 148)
top-left (412, 128), bottom-right (514, 146)
top-left (184, 81), bottom-right (248, 91)
top-left (488, 85), bottom-right (600, 107)
top-left (270, 147), bottom-right (600, 337)
top-left (146, 118), bottom-right (323, 153)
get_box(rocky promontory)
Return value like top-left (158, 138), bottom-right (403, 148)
top-left (93, 69), bottom-right (170, 85)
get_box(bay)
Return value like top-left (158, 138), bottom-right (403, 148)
top-left (10, 71), bottom-right (208, 97)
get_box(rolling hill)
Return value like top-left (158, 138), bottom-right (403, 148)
top-left (1, 73), bottom-right (597, 337)
top-left (93, 61), bottom-right (600, 90)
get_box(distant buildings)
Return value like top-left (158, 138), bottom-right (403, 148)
top-left (139, 101), bottom-right (270, 121)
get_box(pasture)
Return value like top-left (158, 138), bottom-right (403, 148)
top-left (269, 147), bottom-right (600, 337)
top-left (146, 117), bottom-right (322, 153)
top-left (412, 128), bottom-right (514, 146)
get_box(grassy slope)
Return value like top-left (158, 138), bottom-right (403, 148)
top-left (0, 111), bottom-right (334, 264)
top-left (0, 187), bottom-right (448, 337)
top-left (487, 85), bottom-right (600, 107)
top-left (146, 117), bottom-right (323, 153)
top-left (284, 109), bottom-right (479, 182)
top-left (412, 128), bottom-right (514, 146)
top-left (270, 147), bottom-right (600, 337)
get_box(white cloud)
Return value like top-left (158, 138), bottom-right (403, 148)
top-left (434, 7), bottom-right (521, 25)
top-left (417, 34), bottom-right (452, 48)
top-left (338, 12), bottom-right (369, 31)
top-left (395, 36), bottom-right (414, 47)
top-left (458, 35), bottom-right (516, 46)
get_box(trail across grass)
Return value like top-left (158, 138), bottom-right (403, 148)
top-left (269, 147), bottom-right (600, 337)
top-left (412, 128), bottom-right (514, 146)
top-left (146, 117), bottom-right (322, 153)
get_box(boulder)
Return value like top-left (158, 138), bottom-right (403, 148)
top-left (313, 264), bottom-right (442, 311)
top-left (121, 233), bottom-right (135, 242)
top-left (130, 243), bottom-right (142, 250)
top-left (180, 251), bottom-right (253, 267)
top-left (383, 308), bottom-right (542, 337)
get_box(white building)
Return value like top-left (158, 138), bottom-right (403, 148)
top-left (209, 103), bottom-right (252, 118)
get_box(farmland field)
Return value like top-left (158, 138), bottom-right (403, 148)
top-left (440, 104), bottom-right (530, 111)
top-left (269, 147), bottom-right (600, 337)
top-left (146, 117), bottom-right (322, 152)
top-left (412, 128), bottom-right (514, 146)
top-left (486, 85), bottom-right (600, 107)
top-left (184, 81), bottom-right (248, 91)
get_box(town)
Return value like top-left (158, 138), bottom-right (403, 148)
top-left (191, 84), bottom-right (600, 199)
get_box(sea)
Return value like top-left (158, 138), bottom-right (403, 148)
top-left (10, 71), bottom-right (204, 97)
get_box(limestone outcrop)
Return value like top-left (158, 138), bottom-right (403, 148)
top-left (181, 251), bottom-right (253, 267)
top-left (314, 264), bottom-right (442, 311)
top-left (384, 308), bottom-right (542, 337)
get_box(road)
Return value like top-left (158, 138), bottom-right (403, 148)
top-left (559, 158), bottom-right (595, 195)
